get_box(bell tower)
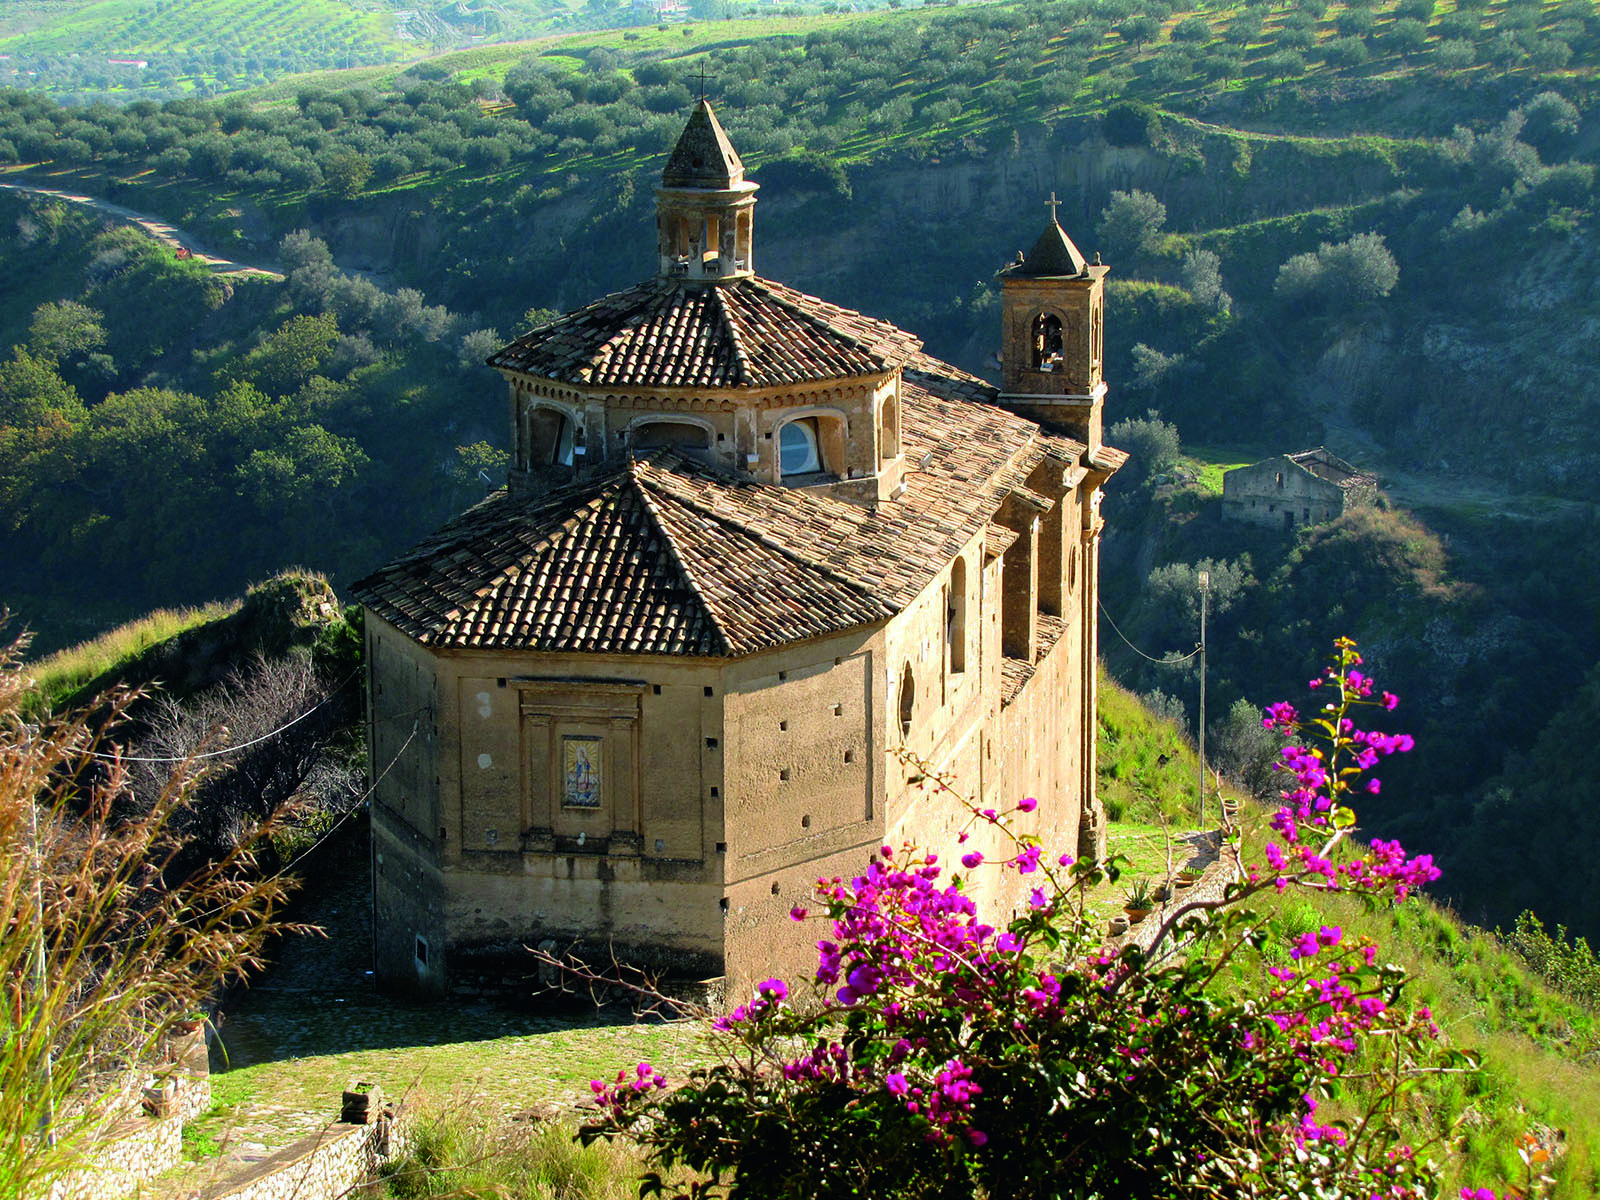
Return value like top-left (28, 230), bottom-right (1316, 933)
top-left (998, 196), bottom-right (1109, 455)
top-left (656, 100), bottom-right (758, 282)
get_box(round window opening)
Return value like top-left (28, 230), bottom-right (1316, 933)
top-left (898, 663), bottom-right (915, 739)
top-left (780, 419), bottom-right (822, 475)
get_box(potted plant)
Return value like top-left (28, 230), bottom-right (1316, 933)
top-left (341, 1080), bottom-right (384, 1125)
top-left (1122, 878), bottom-right (1156, 923)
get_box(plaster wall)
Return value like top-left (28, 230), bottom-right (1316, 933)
top-left (720, 628), bottom-right (886, 989)
top-left (367, 615), bottom-right (446, 995)
top-left (371, 641), bottom-right (732, 991)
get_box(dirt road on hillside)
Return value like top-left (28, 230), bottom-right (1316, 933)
top-left (0, 179), bottom-right (283, 279)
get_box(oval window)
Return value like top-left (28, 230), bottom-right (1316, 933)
top-left (779, 419), bottom-right (822, 475)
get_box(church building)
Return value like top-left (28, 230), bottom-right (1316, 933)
top-left (353, 102), bottom-right (1125, 998)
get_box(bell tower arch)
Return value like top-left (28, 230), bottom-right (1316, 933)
top-left (655, 100), bottom-right (759, 281)
top-left (998, 195), bottom-right (1109, 456)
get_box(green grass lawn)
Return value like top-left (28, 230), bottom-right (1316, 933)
top-left (1180, 446), bottom-right (1257, 493)
top-left (198, 1017), bottom-right (712, 1152)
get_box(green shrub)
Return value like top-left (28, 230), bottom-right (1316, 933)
top-left (1504, 911), bottom-right (1600, 1011)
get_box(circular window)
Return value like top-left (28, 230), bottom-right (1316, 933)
top-left (779, 419), bottom-right (822, 475)
top-left (898, 663), bottom-right (915, 739)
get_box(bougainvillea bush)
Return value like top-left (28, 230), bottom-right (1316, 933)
top-left (583, 641), bottom-right (1500, 1199)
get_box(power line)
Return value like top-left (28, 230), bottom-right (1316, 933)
top-left (1098, 599), bottom-right (1200, 666)
top-left (89, 667), bottom-right (362, 764)
top-left (272, 720), bottom-right (420, 880)
top-left (175, 719), bottom-right (423, 926)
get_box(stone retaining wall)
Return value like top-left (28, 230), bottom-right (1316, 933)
top-left (41, 1010), bottom-right (410, 1200)
top-left (46, 1030), bottom-right (210, 1200)
top-left (1113, 835), bottom-right (1241, 957)
top-left (179, 1110), bottom-right (409, 1200)
top-left (47, 1113), bottom-right (184, 1200)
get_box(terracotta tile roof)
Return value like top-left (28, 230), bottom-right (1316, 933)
top-left (985, 522), bottom-right (1018, 562)
top-left (352, 464), bottom-right (891, 656)
top-left (904, 353), bottom-right (1126, 475)
top-left (1000, 655), bottom-right (1033, 707)
top-left (1000, 613), bottom-right (1069, 707)
top-left (903, 353), bottom-right (997, 406)
top-left (354, 365), bottom-right (1083, 658)
top-left (1089, 443), bottom-right (1129, 472)
top-left (487, 276), bottom-right (924, 390)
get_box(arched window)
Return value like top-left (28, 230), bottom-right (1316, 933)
top-left (703, 213), bottom-right (720, 266)
top-left (879, 394), bottom-right (900, 464)
top-left (632, 420), bottom-right (712, 454)
top-left (527, 406), bottom-right (576, 467)
top-left (898, 663), bottom-right (915, 739)
top-left (780, 418), bottom-right (822, 475)
top-left (1275, 472), bottom-right (1284, 488)
top-left (948, 557), bottom-right (967, 674)
top-left (1031, 313), bottom-right (1064, 371)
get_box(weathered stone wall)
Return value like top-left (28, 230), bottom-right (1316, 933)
top-left (1222, 456), bottom-right (1345, 530)
top-left (184, 1111), bottom-right (409, 1200)
top-left (168, 1030), bottom-right (213, 1124)
top-left (1114, 839), bottom-right (1242, 956)
top-left (48, 1114), bottom-right (183, 1200)
top-left (46, 1030), bottom-right (209, 1200)
top-left (369, 613), bottom-right (446, 997)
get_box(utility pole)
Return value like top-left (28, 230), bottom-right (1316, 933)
top-left (1196, 569), bottom-right (1209, 831)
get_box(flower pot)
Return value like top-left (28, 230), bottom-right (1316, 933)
top-left (341, 1082), bottom-right (384, 1125)
top-left (1123, 905), bottom-right (1153, 924)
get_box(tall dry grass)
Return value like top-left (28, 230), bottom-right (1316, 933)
top-left (23, 600), bottom-right (240, 715)
top-left (0, 630), bottom-right (298, 1196)
top-left (377, 1098), bottom-right (652, 1200)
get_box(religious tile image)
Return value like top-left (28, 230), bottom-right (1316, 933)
top-left (562, 735), bottom-right (603, 808)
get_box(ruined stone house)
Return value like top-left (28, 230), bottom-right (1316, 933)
top-left (352, 102), bottom-right (1125, 997)
top-left (1221, 447), bottom-right (1377, 532)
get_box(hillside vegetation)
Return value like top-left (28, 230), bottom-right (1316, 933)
top-left (2, 0), bottom-right (1599, 945)
top-left (48, 594), bottom-right (1593, 1196)
top-left (1096, 671), bottom-right (1600, 1198)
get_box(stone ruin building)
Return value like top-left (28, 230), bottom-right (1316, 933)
top-left (1222, 447), bottom-right (1377, 532)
